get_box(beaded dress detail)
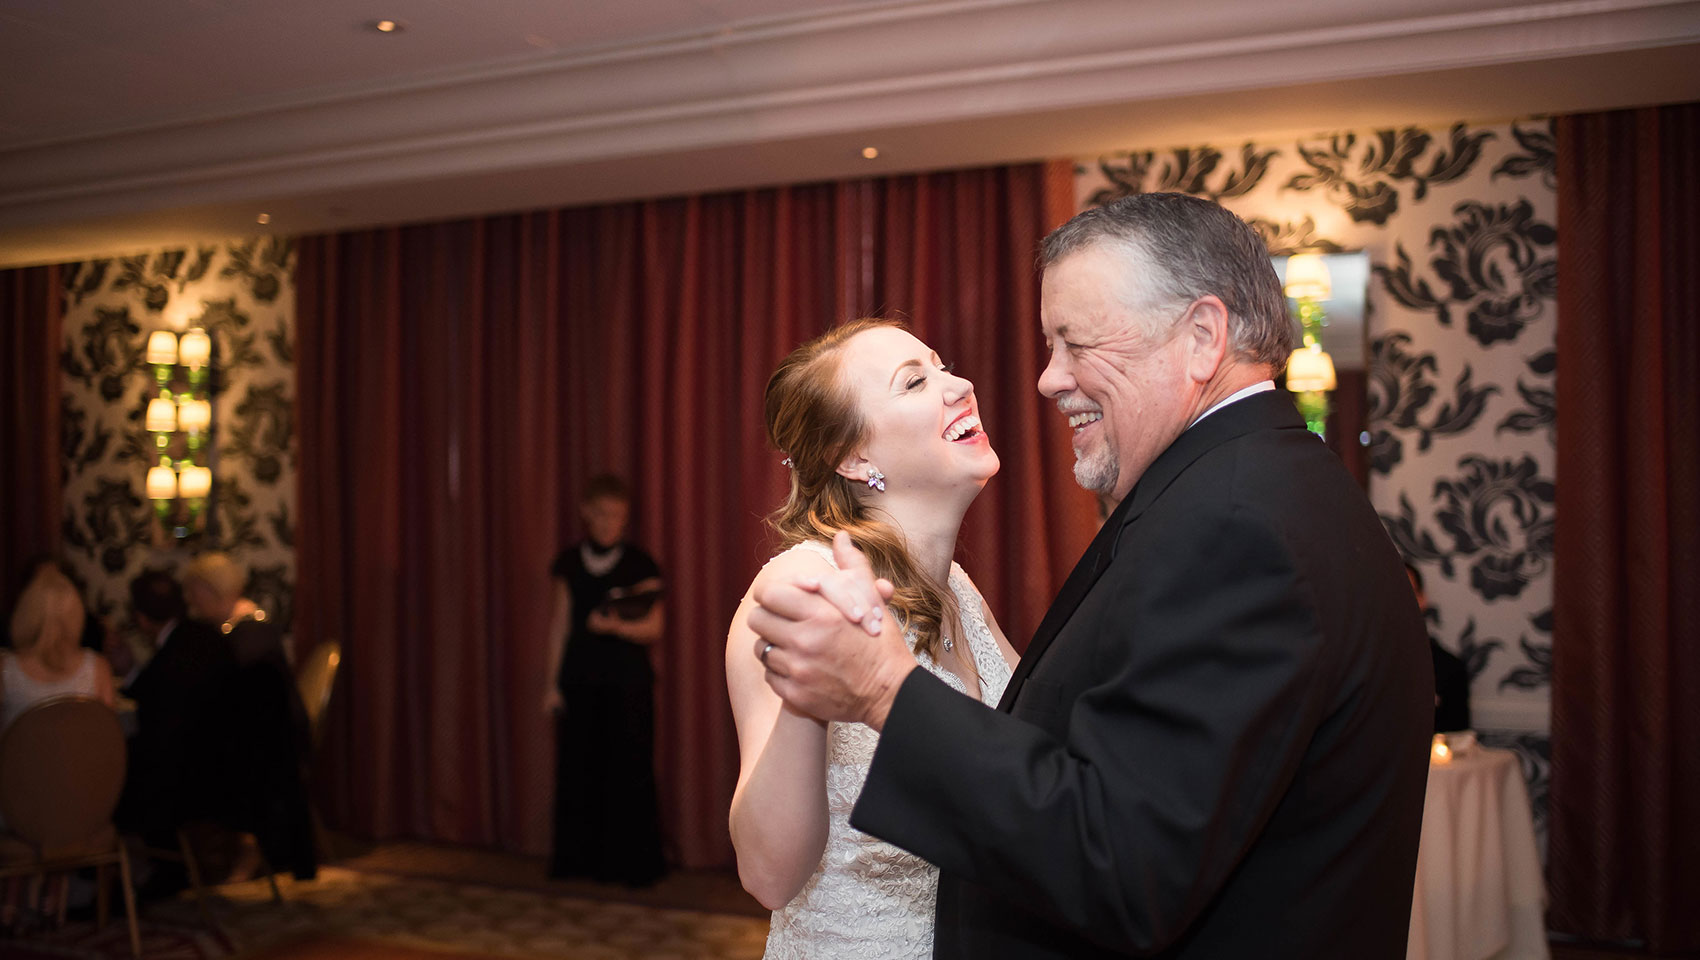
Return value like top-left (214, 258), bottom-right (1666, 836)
top-left (762, 540), bottom-right (1011, 959)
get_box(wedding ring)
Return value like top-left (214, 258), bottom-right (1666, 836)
top-left (760, 642), bottom-right (774, 665)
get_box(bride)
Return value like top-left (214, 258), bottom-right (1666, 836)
top-left (725, 319), bottom-right (1019, 958)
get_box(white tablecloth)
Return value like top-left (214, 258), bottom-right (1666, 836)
top-left (1408, 746), bottom-right (1549, 960)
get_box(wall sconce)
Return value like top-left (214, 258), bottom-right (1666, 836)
top-left (1283, 254), bottom-right (1337, 438)
top-left (144, 326), bottom-right (214, 541)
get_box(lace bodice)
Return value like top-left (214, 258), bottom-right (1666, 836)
top-left (763, 540), bottom-right (1012, 960)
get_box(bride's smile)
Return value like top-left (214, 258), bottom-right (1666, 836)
top-left (832, 325), bottom-right (1001, 498)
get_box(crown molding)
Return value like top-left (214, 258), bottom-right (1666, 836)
top-left (2, 0), bottom-right (1697, 237)
top-left (5, 0), bottom-right (1045, 153)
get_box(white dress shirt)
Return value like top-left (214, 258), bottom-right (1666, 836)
top-left (1190, 380), bottom-right (1276, 430)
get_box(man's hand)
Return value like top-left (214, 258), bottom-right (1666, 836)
top-left (749, 532), bottom-right (913, 729)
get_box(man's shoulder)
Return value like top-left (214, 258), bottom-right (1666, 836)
top-left (227, 616), bottom-right (284, 650)
top-left (1190, 415), bottom-right (1360, 513)
top-left (1139, 422), bottom-right (1310, 519)
top-left (172, 618), bottom-right (227, 647)
top-left (157, 624), bottom-right (232, 673)
top-left (1121, 420), bottom-right (1369, 573)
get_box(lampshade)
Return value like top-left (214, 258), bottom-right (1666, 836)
top-left (178, 398), bottom-right (212, 433)
top-left (145, 330), bottom-right (179, 365)
top-left (1286, 346), bottom-right (1338, 393)
top-left (144, 397), bottom-right (177, 432)
top-left (178, 464), bottom-right (213, 499)
top-left (179, 328), bottom-right (212, 368)
top-left (1283, 254), bottom-right (1333, 301)
top-left (146, 462), bottom-right (177, 500)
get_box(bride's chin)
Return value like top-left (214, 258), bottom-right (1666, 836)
top-left (918, 449), bottom-right (1000, 494)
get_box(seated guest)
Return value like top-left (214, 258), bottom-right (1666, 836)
top-left (1, 566), bottom-right (115, 734)
top-left (1406, 564), bottom-right (1472, 733)
top-left (3, 555), bottom-right (110, 653)
top-left (0, 569), bottom-right (115, 932)
top-left (183, 554), bottom-right (285, 668)
top-left (117, 570), bottom-right (236, 848)
top-left (181, 553), bottom-right (316, 881)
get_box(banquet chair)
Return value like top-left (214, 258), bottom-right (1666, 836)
top-left (0, 697), bottom-right (141, 959)
top-left (297, 640), bottom-right (341, 747)
top-left (295, 640), bottom-right (341, 862)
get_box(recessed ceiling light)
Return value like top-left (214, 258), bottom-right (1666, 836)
top-left (256, 213), bottom-right (271, 225)
top-left (861, 146), bottom-right (879, 160)
top-left (370, 19), bottom-right (402, 33)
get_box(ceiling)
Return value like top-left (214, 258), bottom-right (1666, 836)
top-left (3, 0), bottom-right (1698, 267)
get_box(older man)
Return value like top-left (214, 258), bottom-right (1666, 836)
top-left (751, 193), bottom-right (1431, 958)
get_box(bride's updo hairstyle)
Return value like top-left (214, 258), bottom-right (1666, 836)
top-left (765, 318), bottom-right (956, 660)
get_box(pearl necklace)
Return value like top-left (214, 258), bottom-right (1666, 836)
top-left (580, 541), bottom-right (624, 577)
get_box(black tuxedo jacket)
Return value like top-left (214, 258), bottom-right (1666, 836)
top-left (127, 618), bottom-right (234, 760)
top-left (121, 618), bottom-right (236, 833)
top-left (852, 391), bottom-right (1432, 958)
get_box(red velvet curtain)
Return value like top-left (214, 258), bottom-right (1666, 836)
top-left (0, 264), bottom-right (63, 614)
top-left (295, 161), bottom-right (1096, 867)
top-left (1549, 103), bottom-right (1700, 953)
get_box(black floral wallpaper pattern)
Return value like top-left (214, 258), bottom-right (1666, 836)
top-left (1078, 119), bottom-right (1556, 841)
top-left (1376, 199), bottom-right (1557, 346)
top-left (57, 239), bottom-right (297, 637)
top-left (1284, 125), bottom-right (1497, 225)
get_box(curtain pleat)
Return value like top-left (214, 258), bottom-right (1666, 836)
top-left (1549, 102), bottom-right (1700, 952)
top-left (0, 264), bottom-right (64, 619)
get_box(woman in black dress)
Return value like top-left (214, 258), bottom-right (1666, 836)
top-left (542, 475), bottom-right (667, 884)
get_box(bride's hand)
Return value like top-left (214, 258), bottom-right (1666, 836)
top-left (804, 531), bottom-right (895, 637)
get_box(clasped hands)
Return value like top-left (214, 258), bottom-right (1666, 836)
top-left (748, 531), bottom-right (918, 730)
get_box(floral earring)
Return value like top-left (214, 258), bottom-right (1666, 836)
top-left (866, 467), bottom-right (886, 493)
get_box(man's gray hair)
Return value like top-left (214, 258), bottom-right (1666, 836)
top-left (1041, 193), bottom-right (1293, 369)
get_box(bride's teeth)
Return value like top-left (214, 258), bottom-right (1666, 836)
top-left (944, 415), bottom-right (981, 441)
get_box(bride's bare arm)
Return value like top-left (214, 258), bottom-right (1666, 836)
top-left (726, 550), bottom-right (835, 910)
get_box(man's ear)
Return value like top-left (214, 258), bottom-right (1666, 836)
top-left (1181, 295), bottom-right (1231, 384)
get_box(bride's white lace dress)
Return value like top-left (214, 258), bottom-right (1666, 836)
top-left (763, 540), bottom-right (1012, 960)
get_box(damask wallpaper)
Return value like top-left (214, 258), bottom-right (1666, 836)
top-left (58, 239), bottom-right (297, 640)
top-left (1076, 119), bottom-right (1557, 845)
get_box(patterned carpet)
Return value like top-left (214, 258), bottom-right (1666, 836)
top-left (1, 861), bottom-right (1651, 960)
top-left (3, 865), bottom-right (769, 960)
top-left (0, 918), bottom-right (234, 959)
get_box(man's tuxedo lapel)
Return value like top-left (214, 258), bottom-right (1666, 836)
top-left (997, 391), bottom-right (1309, 714)
top-left (996, 493), bottom-right (1128, 711)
